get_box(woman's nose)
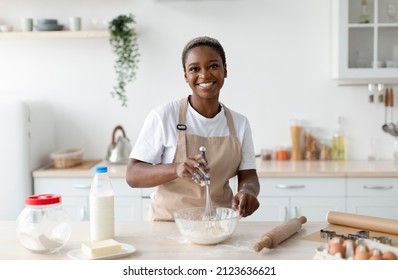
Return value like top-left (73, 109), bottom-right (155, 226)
top-left (199, 69), bottom-right (210, 78)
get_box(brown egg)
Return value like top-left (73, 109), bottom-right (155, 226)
top-left (369, 249), bottom-right (382, 260)
top-left (354, 244), bottom-right (370, 260)
top-left (328, 242), bottom-right (345, 258)
top-left (382, 251), bottom-right (398, 260)
top-left (355, 244), bottom-right (368, 254)
top-left (328, 236), bottom-right (343, 245)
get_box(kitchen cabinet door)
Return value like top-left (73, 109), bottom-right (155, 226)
top-left (291, 197), bottom-right (346, 222)
top-left (114, 196), bottom-right (142, 221)
top-left (242, 197), bottom-right (289, 222)
top-left (346, 177), bottom-right (398, 219)
top-left (332, 0), bottom-right (398, 83)
top-left (347, 197), bottom-right (398, 219)
top-left (34, 177), bottom-right (143, 221)
top-left (60, 196), bottom-right (89, 221)
top-left (256, 177), bottom-right (346, 222)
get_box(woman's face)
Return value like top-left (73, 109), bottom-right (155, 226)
top-left (184, 46), bottom-right (227, 100)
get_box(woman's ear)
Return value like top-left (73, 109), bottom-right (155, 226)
top-left (224, 65), bottom-right (228, 78)
top-left (184, 73), bottom-right (188, 82)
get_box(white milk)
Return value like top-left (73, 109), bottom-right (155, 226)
top-left (89, 194), bottom-right (115, 241)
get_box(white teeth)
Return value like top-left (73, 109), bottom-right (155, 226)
top-left (198, 82), bottom-right (213, 88)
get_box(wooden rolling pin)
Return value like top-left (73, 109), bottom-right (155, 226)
top-left (253, 216), bottom-right (307, 252)
top-left (327, 211), bottom-right (398, 235)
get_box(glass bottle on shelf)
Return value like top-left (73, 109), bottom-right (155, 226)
top-left (331, 116), bottom-right (346, 161)
top-left (358, 0), bottom-right (371, 23)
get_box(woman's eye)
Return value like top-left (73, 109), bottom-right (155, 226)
top-left (189, 67), bottom-right (199, 72)
top-left (210, 64), bottom-right (219, 69)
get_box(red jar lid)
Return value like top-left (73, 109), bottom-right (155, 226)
top-left (25, 194), bottom-right (61, 205)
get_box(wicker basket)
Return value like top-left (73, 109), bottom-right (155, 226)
top-left (50, 148), bottom-right (83, 168)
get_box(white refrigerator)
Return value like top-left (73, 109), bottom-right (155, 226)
top-left (0, 98), bottom-right (55, 220)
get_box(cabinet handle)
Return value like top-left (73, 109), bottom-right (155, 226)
top-left (363, 185), bottom-right (393, 190)
top-left (293, 206), bottom-right (299, 217)
top-left (276, 184), bottom-right (305, 189)
top-left (282, 206), bottom-right (288, 221)
top-left (73, 184), bottom-right (91, 189)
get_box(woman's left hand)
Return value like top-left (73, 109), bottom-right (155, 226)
top-left (232, 190), bottom-right (260, 218)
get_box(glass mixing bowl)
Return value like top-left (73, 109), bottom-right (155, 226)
top-left (173, 207), bottom-right (238, 245)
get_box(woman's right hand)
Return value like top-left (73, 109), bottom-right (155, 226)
top-left (176, 153), bottom-right (210, 187)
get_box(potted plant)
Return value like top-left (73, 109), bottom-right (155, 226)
top-left (108, 14), bottom-right (140, 107)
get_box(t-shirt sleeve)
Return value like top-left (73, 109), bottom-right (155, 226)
top-left (130, 110), bottom-right (165, 164)
top-left (239, 120), bottom-right (257, 171)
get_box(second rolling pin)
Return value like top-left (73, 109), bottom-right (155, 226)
top-left (327, 211), bottom-right (398, 235)
top-left (253, 216), bottom-right (307, 252)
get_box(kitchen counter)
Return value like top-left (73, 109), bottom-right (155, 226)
top-left (0, 220), bottom-right (325, 260)
top-left (32, 159), bottom-right (398, 178)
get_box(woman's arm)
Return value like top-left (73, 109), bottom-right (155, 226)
top-left (126, 158), bottom-right (180, 188)
top-left (126, 156), bottom-right (208, 188)
top-left (232, 169), bottom-right (260, 217)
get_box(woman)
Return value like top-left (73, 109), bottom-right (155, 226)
top-left (126, 36), bottom-right (260, 221)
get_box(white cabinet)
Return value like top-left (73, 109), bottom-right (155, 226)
top-left (243, 177), bottom-right (346, 222)
top-left (333, 0), bottom-right (398, 82)
top-left (346, 177), bottom-right (398, 219)
top-left (34, 177), bottom-right (144, 221)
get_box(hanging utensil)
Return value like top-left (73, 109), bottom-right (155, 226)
top-left (377, 83), bottom-right (385, 103)
top-left (382, 88), bottom-right (390, 133)
top-left (386, 88), bottom-right (398, 136)
top-left (368, 83), bottom-right (375, 103)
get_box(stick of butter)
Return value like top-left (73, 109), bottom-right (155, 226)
top-left (81, 239), bottom-right (122, 259)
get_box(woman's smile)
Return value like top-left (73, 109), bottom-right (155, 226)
top-left (197, 81), bottom-right (215, 89)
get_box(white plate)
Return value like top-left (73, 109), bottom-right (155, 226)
top-left (67, 243), bottom-right (136, 260)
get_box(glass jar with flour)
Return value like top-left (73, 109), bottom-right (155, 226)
top-left (16, 194), bottom-right (71, 254)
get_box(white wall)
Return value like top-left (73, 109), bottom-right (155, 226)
top-left (0, 0), bottom-right (396, 161)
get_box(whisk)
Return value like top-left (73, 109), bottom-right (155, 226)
top-left (199, 146), bottom-right (216, 220)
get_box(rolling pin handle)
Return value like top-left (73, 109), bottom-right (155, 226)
top-left (298, 216), bottom-right (307, 224)
top-left (253, 236), bottom-right (273, 252)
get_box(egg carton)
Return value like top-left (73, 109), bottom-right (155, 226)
top-left (313, 239), bottom-right (398, 260)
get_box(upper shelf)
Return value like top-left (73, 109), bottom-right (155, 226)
top-left (0, 30), bottom-right (109, 39)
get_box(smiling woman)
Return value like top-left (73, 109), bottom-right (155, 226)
top-left (126, 36), bottom-right (260, 222)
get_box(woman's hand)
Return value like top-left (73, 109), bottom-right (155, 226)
top-left (232, 169), bottom-right (260, 218)
top-left (232, 190), bottom-right (260, 218)
top-left (176, 153), bottom-right (210, 187)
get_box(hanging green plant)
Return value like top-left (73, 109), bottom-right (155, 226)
top-left (108, 14), bottom-right (140, 107)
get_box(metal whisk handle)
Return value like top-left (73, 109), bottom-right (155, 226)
top-left (199, 146), bottom-right (210, 183)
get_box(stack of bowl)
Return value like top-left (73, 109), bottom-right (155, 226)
top-left (35, 19), bottom-right (63, 31)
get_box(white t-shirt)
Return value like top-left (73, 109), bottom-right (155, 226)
top-left (130, 99), bottom-right (256, 171)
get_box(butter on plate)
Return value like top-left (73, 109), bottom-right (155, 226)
top-left (81, 239), bottom-right (122, 259)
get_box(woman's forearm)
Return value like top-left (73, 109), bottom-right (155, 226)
top-left (126, 159), bottom-right (179, 188)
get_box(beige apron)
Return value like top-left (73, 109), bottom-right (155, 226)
top-left (147, 97), bottom-right (242, 221)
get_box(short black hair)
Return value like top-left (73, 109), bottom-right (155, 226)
top-left (181, 36), bottom-right (226, 71)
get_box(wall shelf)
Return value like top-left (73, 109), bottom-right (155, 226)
top-left (0, 30), bottom-right (109, 39)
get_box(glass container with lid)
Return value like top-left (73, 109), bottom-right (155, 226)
top-left (16, 194), bottom-right (72, 254)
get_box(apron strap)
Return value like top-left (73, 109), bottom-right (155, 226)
top-left (222, 103), bottom-right (237, 137)
top-left (176, 97), bottom-right (188, 159)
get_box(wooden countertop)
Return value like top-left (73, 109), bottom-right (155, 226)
top-left (32, 159), bottom-right (398, 178)
top-left (0, 220), bottom-right (325, 260)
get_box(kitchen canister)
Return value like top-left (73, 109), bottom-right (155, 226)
top-left (16, 194), bottom-right (72, 254)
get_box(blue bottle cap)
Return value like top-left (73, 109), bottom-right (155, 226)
top-left (95, 166), bottom-right (108, 173)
